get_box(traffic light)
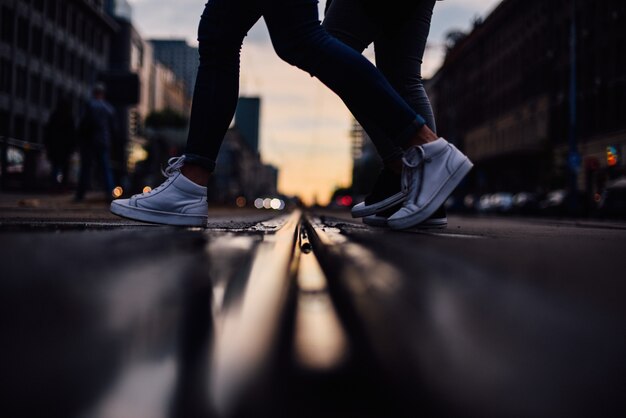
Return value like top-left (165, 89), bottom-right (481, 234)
top-left (607, 146), bottom-right (618, 167)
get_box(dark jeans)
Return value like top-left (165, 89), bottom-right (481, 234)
top-left (324, 0), bottom-right (437, 162)
top-left (76, 142), bottom-right (114, 199)
top-left (184, 0), bottom-right (426, 172)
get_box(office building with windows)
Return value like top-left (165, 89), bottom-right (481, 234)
top-left (0, 0), bottom-right (116, 143)
top-left (429, 0), bottom-right (626, 195)
top-left (149, 39), bottom-right (198, 99)
top-left (0, 0), bottom-right (117, 186)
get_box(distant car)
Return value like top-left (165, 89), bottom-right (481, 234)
top-left (539, 189), bottom-right (568, 216)
top-left (476, 193), bottom-right (514, 213)
top-left (513, 192), bottom-right (539, 215)
top-left (598, 177), bottom-right (626, 218)
top-left (477, 194), bottom-right (493, 213)
top-left (538, 189), bottom-right (591, 217)
top-left (463, 194), bottom-right (477, 212)
top-left (490, 192), bottom-right (514, 213)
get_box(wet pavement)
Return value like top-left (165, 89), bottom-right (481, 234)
top-left (1, 193), bottom-right (625, 417)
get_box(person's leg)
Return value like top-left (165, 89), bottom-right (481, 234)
top-left (322, 0), bottom-right (404, 165)
top-left (75, 146), bottom-right (92, 200)
top-left (374, 0), bottom-right (437, 133)
top-left (60, 156), bottom-right (70, 187)
top-left (357, 0), bottom-right (445, 223)
top-left (263, 0), bottom-right (430, 157)
top-left (293, 0), bottom-right (464, 229)
top-left (50, 159), bottom-right (60, 187)
top-left (97, 144), bottom-right (115, 196)
top-left (111, 0), bottom-right (260, 225)
top-left (323, 0), bottom-right (376, 52)
top-left (323, 0), bottom-right (427, 219)
top-left (183, 0), bottom-right (263, 185)
top-left (375, 1), bottom-right (471, 229)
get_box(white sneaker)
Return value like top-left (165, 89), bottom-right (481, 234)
top-left (363, 203), bottom-right (448, 229)
top-left (387, 138), bottom-right (472, 230)
top-left (364, 214), bottom-right (448, 229)
top-left (110, 156), bottom-right (208, 226)
top-left (350, 168), bottom-right (405, 218)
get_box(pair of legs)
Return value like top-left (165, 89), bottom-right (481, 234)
top-left (322, 0), bottom-right (446, 225)
top-left (181, 0), bottom-right (437, 186)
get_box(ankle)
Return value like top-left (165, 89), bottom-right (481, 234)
top-left (406, 125), bottom-right (438, 148)
top-left (384, 159), bottom-right (403, 175)
top-left (181, 163), bottom-right (210, 187)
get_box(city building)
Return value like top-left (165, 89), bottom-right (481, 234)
top-left (210, 127), bottom-right (278, 204)
top-left (105, 0), bottom-right (150, 180)
top-left (149, 39), bottom-right (198, 99)
top-left (0, 0), bottom-right (117, 187)
top-left (349, 119), bottom-right (382, 198)
top-left (429, 0), bottom-right (626, 197)
top-left (149, 61), bottom-right (190, 118)
top-left (234, 96), bottom-right (261, 153)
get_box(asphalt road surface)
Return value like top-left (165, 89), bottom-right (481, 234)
top-left (1, 195), bottom-right (624, 418)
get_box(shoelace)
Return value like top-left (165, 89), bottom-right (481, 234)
top-left (401, 147), bottom-right (431, 205)
top-left (161, 155), bottom-right (186, 177)
top-left (137, 156), bottom-right (186, 197)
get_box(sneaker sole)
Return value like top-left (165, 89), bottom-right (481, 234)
top-left (351, 191), bottom-right (407, 218)
top-left (388, 158), bottom-right (473, 230)
top-left (110, 201), bottom-right (208, 227)
top-left (364, 215), bottom-right (448, 229)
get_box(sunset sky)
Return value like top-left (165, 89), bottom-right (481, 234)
top-left (128, 0), bottom-right (502, 204)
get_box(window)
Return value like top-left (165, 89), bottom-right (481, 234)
top-left (17, 16), bottom-right (29, 51)
top-left (70, 9), bottom-right (77, 36)
top-left (78, 56), bottom-right (84, 81)
top-left (79, 17), bottom-right (86, 42)
top-left (0, 58), bottom-right (12, 94)
top-left (43, 80), bottom-right (54, 107)
top-left (0, 110), bottom-right (9, 136)
top-left (30, 73), bottom-right (41, 104)
top-left (1, 6), bottom-right (15, 43)
top-left (29, 120), bottom-right (40, 143)
top-left (45, 35), bottom-right (55, 65)
top-left (67, 51), bottom-right (75, 77)
top-left (84, 25), bottom-right (92, 47)
top-left (33, 0), bottom-right (45, 13)
top-left (13, 115), bottom-right (25, 140)
top-left (16, 67), bottom-right (27, 99)
top-left (58, 0), bottom-right (67, 29)
top-left (31, 26), bottom-right (43, 56)
top-left (83, 61), bottom-right (92, 83)
top-left (47, 0), bottom-right (57, 22)
top-left (56, 44), bottom-right (66, 71)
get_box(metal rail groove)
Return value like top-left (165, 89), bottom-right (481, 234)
top-left (302, 214), bottom-right (626, 418)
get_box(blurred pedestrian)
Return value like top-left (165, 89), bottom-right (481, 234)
top-left (43, 95), bottom-right (76, 190)
top-left (75, 83), bottom-right (116, 202)
top-left (324, 0), bottom-right (447, 228)
top-left (110, 0), bottom-right (471, 229)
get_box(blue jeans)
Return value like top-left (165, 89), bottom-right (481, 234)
top-left (323, 0), bottom-right (437, 162)
top-left (184, 0), bottom-right (426, 172)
